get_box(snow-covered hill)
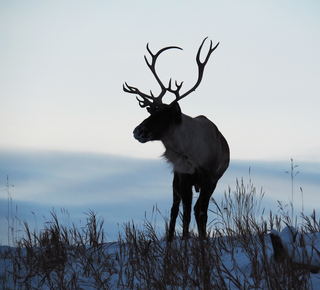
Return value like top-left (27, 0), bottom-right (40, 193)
top-left (1, 224), bottom-right (320, 289)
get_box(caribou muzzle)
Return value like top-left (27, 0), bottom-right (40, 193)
top-left (133, 125), bottom-right (152, 143)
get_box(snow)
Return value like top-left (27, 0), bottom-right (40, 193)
top-left (277, 226), bottom-right (320, 268)
top-left (1, 227), bottom-right (320, 289)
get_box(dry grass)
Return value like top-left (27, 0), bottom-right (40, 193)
top-left (1, 177), bottom-right (319, 289)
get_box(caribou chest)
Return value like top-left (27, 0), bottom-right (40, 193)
top-left (161, 114), bottom-right (203, 174)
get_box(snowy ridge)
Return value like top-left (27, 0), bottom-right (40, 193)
top-left (270, 226), bottom-right (320, 271)
top-left (1, 226), bottom-right (320, 289)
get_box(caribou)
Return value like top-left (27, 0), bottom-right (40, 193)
top-left (123, 38), bottom-right (230, 241)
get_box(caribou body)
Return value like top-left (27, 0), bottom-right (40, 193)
top-left (124, 38), bottom-right (230, 241)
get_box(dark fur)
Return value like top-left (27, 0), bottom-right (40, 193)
top-left (134, 102), bottom-right (229, 241)
top-left (125, 38), bottom-right (229, 241)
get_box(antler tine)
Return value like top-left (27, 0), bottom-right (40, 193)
top-left (123, 82), bottom-right (154, 108)
top-left (167, 78), bottom-right (184, 99)
top-left (173, 37), bottom-right (219, 102)
top-left (144, 44), bottom-right (183, 104)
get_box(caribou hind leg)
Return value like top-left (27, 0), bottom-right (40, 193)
top-left (194, 176), bottom-right (218, 239)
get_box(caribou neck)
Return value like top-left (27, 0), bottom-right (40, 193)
top-left (161, 114), bottom-right (199, 174)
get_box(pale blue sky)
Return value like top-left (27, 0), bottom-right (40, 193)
top-left (1, 1), bottom-right (320, 161)
top-left (1, 1), bottom-right (320, 244)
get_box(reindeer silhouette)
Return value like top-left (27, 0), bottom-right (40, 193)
top-left (124, 38), bottom-right (230, 241)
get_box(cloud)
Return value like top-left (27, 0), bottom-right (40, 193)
top-left (0, 151), bottom-right (171, 203)
top-left (0, 150), bottom-right (319, 244)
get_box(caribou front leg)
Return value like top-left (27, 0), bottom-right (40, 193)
top-left (180, 174), bottom-right (193, 239)
top-left (168, 172), bottom-right (193, 241)
top-left (168, 172), bottom-right (181, 242)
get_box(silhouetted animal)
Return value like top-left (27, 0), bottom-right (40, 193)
top-left (124, 38), bottom-right (230, 241)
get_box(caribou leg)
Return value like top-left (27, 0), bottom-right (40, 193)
top-left (194, 177), bottom-right (218, 239)
top-left (168, 172), bottom-right (181, 242)
top-left (180, 174), bottom-right (193, 239)
top-left (168, 172), bottom-right (193, 241)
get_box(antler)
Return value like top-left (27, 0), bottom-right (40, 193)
top-left (123, 44), bottom-right (182, 110)
top-left (172, 37), bottom-right (219, 103)
top-left (123, 38), bottom-right (219, 111)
